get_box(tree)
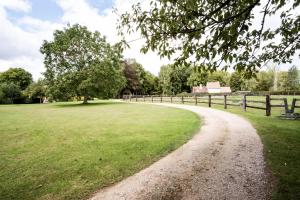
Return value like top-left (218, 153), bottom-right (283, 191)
top-left (0, 83), bottom-right (21, 104)
top-left (187, 67), bottom-right (208, 87)
top-left (255, 71), bottom-right (274, 91)
top-left (277, 71), bottom-right (289, 91)
top-left (207, 71), bottom-right (230, 86)
top-left (158, 64), bottom-right (191, 95)
top-left (169, 65), bottom-right (191, 94)
top-left (142, 71), bottom-right (158, 94)
top-left (40, 24), bottom-right (125, 103)
top-left (122, 59), bottom-right (157, 95)
top-left (158, 65), bottom-right (173, 95)
top-left (119, 0), bottom-right (300, 76)
top-left (0, 68), bottom-right (32, 90)
top-left (286, 66), bottom-right (299, 90)
top-left (122, 60), bottom-right (141, 94)
top-left (25, 79), bottom-right (47, 103)
top-left (229, 72), bottom-right (245, 92)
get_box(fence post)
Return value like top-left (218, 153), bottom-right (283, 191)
top-left (195, 95), bottom-right (198, 105)
top-left (208, 95), bottom-right (211, 107)
top-left (160, 95), bottom-right (162, 103)
top-left (224, 95), bottom-right (227, 109)
top-left (181, 96), bottom-right (184, 104)
top-left (291, 98), bottom-right (296, 113)
top-left (143, 95), bottom-right (145, 102)
top-left (243, 95), bottom-right (247, 111)
top-left (283, 98), bottom-right (288, 113)
top-left (130, 96), bottom-right (132, 102)
top-left (171, 95), bottom-right (173, 103)
top-left (266, 95), bottom-right (271, 116)
top-left (136, 96), bottom-right (137, 102)
top-left (151, 95), bottom-right (153, 103)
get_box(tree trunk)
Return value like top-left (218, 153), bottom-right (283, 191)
top-left (83, 96), bottom-right (88, 104)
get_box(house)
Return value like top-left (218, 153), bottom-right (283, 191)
top-left (192, 81), bottom-right (231, 94)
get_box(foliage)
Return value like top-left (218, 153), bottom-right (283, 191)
top-left (187, 67), bottom-right (208, 87)
top-left (187, 67), bottom-right (230, 87)
top-left (0, 68), bottom-right (32, 90)
top-left (286, 65), bottom-right (299, 90)
top-left (0, 83), bottom-right (21, 104)
top-left (229, 72), bottom-right (245, 92)
top-left (158, 65), bottom-right (173, 95)
top-left (118, 0), bottom-right (300, 76)
top-left (40, 24), bottom-right (125, 103)
top-left (207, 71), bottom-right (230, 86)
top-left (143, 71), bottom-right (159, 94)
top-left (24, 79), bottom-right (47, 102)
top-left (122, 59), bottom-right (158, 95)
top-left (255, 70), bottom-right (274, 91)
top-left (159, 64), bottom-right (191, 95)
top-left (122, 60), bottom-right (141, 93)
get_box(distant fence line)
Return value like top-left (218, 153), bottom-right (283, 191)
top-left (122, 94), bottom-right (300, 116)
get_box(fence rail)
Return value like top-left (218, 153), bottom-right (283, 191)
top-left (123, 94), bottom-right (300, 116)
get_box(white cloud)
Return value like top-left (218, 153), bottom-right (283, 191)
top-left (56, 0), bottom-right (171, 75)
top-left (0, 3), bottom-right (63, 80)
top-left (0, 0), bottom-right (298, 81)
top-left (0, 0), bottom-right (31, 12)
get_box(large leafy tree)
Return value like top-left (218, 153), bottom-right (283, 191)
top-left (286, 65), bottom-right (299, 90)
top-left (25, 79), bottom-right (47, 103)
top-left (187, 68), bottom-right (208, 87)
top-left (158, 64), bottom-right (191, 95)
top-left (229, 72), bottom-right (245, 92)
top-left (255, 70), bottom-right (274, 91)
top-left (40, 24), bottom-right (125, 103)
top-left (122, 59), bottom-right (158, 95)
top-left (0, 68), bottom-right (32, 90)
top-left (118, 0), bottom-right (300, 76)
top-left (143, 71), bottom-right (158, 94)
top-left (158, 65), bottom-right (173, 95)
top-left (188, 68), bottom-right (230, 87)
top-left (0, 83), bottom-right (21, 104)
top-left (122, 60), bottom-right (141, 94)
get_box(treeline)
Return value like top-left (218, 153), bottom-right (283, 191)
top-left (0, 68), bottom-right (46, 104)
top-left (0, 60), bottom-right (158, 104)
top-left (1, 63), bottom-right (299, 104)
top-left (157, 64), bottom-right (300, 95)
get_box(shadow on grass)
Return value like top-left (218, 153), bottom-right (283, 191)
top-left (54, 101), bottom-right (124, 108)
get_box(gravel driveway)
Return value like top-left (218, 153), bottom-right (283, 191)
top-left (90, 103), bottom-right (272, 200)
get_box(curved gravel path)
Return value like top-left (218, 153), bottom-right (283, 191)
top-left (90, 103), bottom-right (271, 200)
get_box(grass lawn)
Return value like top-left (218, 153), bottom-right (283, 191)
top-left (0, 101), bottom-right (200, 200)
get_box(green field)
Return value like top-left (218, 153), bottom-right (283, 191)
top-left (0, 101), bottom-right (200, 200)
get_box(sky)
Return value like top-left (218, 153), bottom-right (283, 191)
top-left (0, 0), bottom-right (299, 80)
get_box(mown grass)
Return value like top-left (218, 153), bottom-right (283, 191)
top-left (0, 101), bottom-right (200, 200)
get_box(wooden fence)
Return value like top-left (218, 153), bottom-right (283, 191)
top-left (123, 95), bottom-right (300, 116)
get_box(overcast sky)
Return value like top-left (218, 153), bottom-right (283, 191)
top-left (0, 0), bottom-right (299, 80)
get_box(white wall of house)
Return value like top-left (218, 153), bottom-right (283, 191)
top-left (208, 88), bottom-right (221, 93)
